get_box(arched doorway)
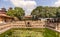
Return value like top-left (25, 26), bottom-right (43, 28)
top-left (26, 22), bottom-right (31, 27)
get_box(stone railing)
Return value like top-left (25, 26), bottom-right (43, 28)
top-left (0, 20), bottom-right (46, 34)
top-left (0, 22), bottom-right (12, 34)
top-left (0, 20), bottom-right (48, 34)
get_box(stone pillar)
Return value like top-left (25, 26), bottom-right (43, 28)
top-left (55, 23), bottom-right (59, 30)
top-left (57, 23), bottom-right (60, 30)
top-left (0, 17), bottom-right (4, 23)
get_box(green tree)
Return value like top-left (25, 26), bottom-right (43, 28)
top-left (6, 7), bottom-right (25, 20)
top-left (56, 7), bottom-right (60, 17)
top-left (31, 6), bottom-right (44, 18)
top-left (14, 7), bottom-right (25, 16)
top-left (6, 8), bottom-right (15, 17)
top-left (14, 7), bottom-right (25, 20)
top-left (31, 6), bottom-right (57, 18)
top-left (44, 7), bottom-right (57, 18)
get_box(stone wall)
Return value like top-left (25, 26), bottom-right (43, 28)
top-left (1, 19), bottom-right (60, 34)
top-left (46, 19), bottom-right (60, 32)
top-left (0, 23), bottom-right (12, 34)
top-left (12, 20), bottom-right (45, 28)
top-left (0, 20), bottom-right (46, 34)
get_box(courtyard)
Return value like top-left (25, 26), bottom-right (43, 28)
top-left (0, 28), bottom-right (60, 37)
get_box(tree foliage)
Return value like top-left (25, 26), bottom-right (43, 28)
top-left (6, 7), bottom-right (25, 20)
top-left (31, 6), bottom-right (59, 18)
top-left (6, 8), bottom-right (15, 17)
top-left (14, 7), bottom-right (25, 16)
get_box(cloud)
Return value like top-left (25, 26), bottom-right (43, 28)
top-left (10, 0), bottom-right (37, 15)
top-left (54, 0), bottom-right (60, 7)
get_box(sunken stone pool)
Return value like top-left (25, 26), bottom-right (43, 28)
top-left (0, 28), bottom-right (60, 37)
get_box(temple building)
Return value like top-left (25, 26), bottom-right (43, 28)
top-left (0, 8), bottom-right (14, 24)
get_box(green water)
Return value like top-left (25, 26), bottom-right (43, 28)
top-left (0, 28), bottom-right (60, 37)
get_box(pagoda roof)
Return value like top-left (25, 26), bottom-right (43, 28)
top-left (0, 14), bottom-right (13, 18)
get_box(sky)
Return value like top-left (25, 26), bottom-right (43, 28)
top-left (0, 0), bottom-right (60, 16)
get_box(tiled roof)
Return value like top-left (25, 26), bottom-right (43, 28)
top-left (0, 14), bottom-right (13, 18)
top-left (0, 12), bottom-right (6, 14)
top-left (24, 15), bottom-right (32, 18)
